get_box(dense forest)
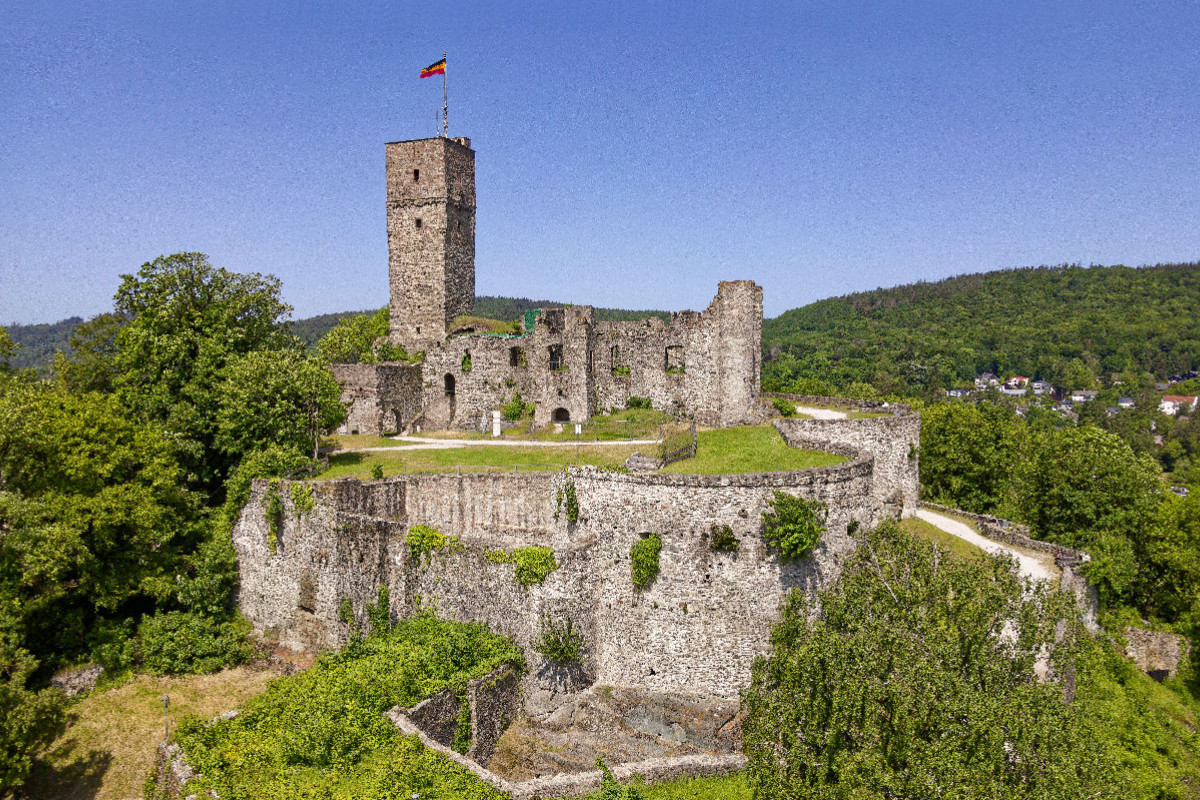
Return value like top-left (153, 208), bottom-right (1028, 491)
top-left (763, 262), bottom-right (1200, 396)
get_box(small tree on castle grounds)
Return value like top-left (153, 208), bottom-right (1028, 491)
top-left (742, 521), bottom-right (1113, 799)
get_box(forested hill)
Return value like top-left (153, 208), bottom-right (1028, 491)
top-left (763, 262), bottom-right (1200, 395)
top-left (4, 296), bottom-right (669, 373)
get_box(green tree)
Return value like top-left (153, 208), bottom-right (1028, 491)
top-left (742, 522), bottom-right (1110, 799)
top-left (1014, 426), bottom-right (1162, 605)
top-left (112, 252), bottom-right (292, 492)
top-left (314, 307), bottom-right (389, 365)
top-left (0, 375), bottom-right (205, 664)
top-left (0, 637), bottom-right (66, 793)
top-left (919, 402), bottom-right (1025, 514)
top-left (216, 349), bottom-right (345, 461)
top-left (53, 312), bottom-right (125, 394)
top-left (0, 327), bottom-right (15, 373)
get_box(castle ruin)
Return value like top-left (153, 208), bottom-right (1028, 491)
top-left (334, 135), bottom-right (765, 433)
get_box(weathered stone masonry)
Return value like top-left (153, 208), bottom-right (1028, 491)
top-left (333, 134), bottom-right (766, 434)
top-left (234, 413), bottom-right (919, 703)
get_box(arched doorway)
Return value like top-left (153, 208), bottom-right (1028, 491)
top-left (444, 374), bottom-right (455, 397)
top-left (552, 407), bottom-right (570, 422)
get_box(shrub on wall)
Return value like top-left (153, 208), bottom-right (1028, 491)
top-left (709, 524), bottom-right (740, 552)
top-left (761, 491), bottom-right (827, 562)
top-left (611, 365), bottom-right (631, 377)
top-left (289, 483), bottom-right (315, 517)
top-left (460, 351), bottom-right (472, 372)
top-left (371, 463), bottom-right (384, 480)
top-left (631, 534), bottom-right (663, 590)
top-left (485, 546), bottom-right (559, 587)
top-left (452, 688), bottom-right (471, 754)
top-left (555, 479), bottom-right (580, 523)
top-left (406, 524), bottom-right (461, 564)
top-left (501, 391), bottom-right (534, 421)
top-left (771, 396), bottom-right (798, 417)
top-left (534, 614), bottom-right (585, 664)
top-left (626, 396), bottom-right (652, 410)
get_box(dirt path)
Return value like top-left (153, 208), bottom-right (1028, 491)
top-left (351, 435), bottom-right (660, 451)
top-left (793, 405), bottom-right (848, 420)
top-left (916, 509), bottom-right (1058, 583)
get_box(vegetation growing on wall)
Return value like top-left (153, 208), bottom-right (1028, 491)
top-left (406, 524), bottom-right (462, 564)
top-left (485, 546), bottom-right (559, 587)
top-left (289, 482), bottom-right (315, 516)
top-left (631, 534), bottom-right (663, 590)
top-left (709, 524), bottom-right (740, 552)
top-left (264, 478), bottom-right (284, 554)
top-left (770, 396), bottom-right (798, 417)
top-left (555, 478), bottom-right (580, 523)
top-left (452, 687), bottom-right (472, 754)
top-left (174, 612), bottom-right (523, 798)
top-left (626, 395), bottom-right (652, 410)
top-left (760, 491), bottom-right (826, 562)
top-left (501, 390), bottom-right (534, 421)
top-left (534, 614), bottom-right (585, 664)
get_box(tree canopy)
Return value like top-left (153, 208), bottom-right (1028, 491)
top-left (112, 252), bottom-right (293, 492)
top-left (743, 521), bottom-right (1108, 799)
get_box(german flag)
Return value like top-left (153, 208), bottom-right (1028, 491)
top-left (420, 57), bottom-right (446, 79)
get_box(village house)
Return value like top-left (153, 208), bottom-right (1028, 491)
top-left (1160, 395), bottom-right (1199, 416)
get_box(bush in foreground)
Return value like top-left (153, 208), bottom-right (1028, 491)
top-left (175, 612), bottom-right (522, 798)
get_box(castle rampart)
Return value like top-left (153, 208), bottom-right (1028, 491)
top-left (234, 414), bottom-right (918, 701)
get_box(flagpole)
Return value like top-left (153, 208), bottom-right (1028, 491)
top-left (442, 51), bottom-right (448, 138)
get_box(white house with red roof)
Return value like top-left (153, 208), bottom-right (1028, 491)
top-left (1160, 395), bottom-right (1199, 416)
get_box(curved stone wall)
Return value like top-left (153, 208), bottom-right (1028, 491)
top-left (233, 409), bottom-right (919, 701)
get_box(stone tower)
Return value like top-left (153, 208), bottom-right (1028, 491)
top-left (385, 136), bottom-right (476, 352)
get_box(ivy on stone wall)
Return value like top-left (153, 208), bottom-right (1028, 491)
top-left (289, 483), bottom-right (315, 517)
top-left (265, 477), bottom-right (283, 554)
top-left (761, 491), bottom-right (827, 562)
top-left (631, 534), bottom-right (663, 590)
top-left (485, 546), bottom-right (559, 588)
top-left (461, 351), bottom-right (472, 372)
top-left (406, 524), bottom-right (462, 565)
top-left (554, 479), bottom-right (580, 523)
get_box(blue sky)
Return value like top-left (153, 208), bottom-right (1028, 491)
top-left (2, 0), bottom-right (1198, 324)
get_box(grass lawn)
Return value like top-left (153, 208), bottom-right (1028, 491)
top-left (663, 425), bottom-right (844, 475)
top-left (572, 771), bottom-right (751, 799)
top-left (422, 408), bottom-right (673, 443)
top-left (900, 516), bottom-right (987, 561)
top-left (320, 433), bottom-right (401, 450)
top-left (24, 668), bottom-right (274, 800)
top-left (317, 442), bottom-right (643, 479)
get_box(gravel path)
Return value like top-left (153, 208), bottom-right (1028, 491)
top-left (350, 435), bottom-right (660, 452)
top-left (916, 508), bottom-right (1059, 584)
top-left (793, 405), bottom-right (848, 420)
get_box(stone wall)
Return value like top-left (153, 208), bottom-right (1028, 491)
top-left (775, 414), bottom-right (921, 517)
top-left (331, 362), bottom-right (423, 435)
top-left (233, 413), bottom-right (917, 699)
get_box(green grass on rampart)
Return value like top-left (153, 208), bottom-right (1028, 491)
top-left (662, 425), bottom-right (844, 475)
top-left (317, 443), bottom-right (642, 480)
top-left (899, 515), bottom-right (988, 561)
